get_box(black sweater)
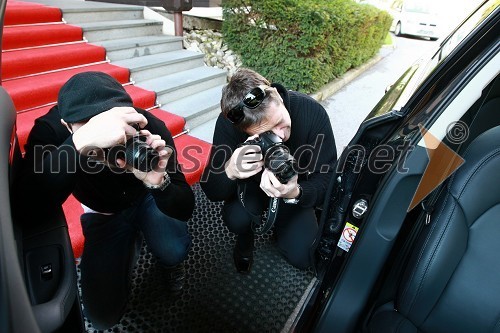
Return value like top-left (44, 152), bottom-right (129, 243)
top-left (17, 106), bottom-right (194, 221)
top-left (200, 84), bottom-right (337, 208)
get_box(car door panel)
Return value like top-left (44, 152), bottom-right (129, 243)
top-left (0, 86), bottom-right (41, 333)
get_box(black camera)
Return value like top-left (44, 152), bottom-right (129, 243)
top-left (107, 135), bottom-right (160, 172)
top-left (242, 131), bottom-right (297, 183)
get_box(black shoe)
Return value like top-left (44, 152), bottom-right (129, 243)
top-left (160, 263), bottom-right (186, 295)
top-left (233, 234), bottom-right (254, 274)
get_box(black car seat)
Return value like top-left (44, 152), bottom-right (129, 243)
top-left (367, 125), bottom-right (500, 333)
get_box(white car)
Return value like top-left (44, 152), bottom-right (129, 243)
top-left (389, 0), bottom-right (441, 40)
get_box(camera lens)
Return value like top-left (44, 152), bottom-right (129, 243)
top-left (264, 146), bottom-right (297, 184)
top-left (124, 135), bottom-right (160, 172)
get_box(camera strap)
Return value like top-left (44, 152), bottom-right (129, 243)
top-left (238, 183), bottom-right (279, 235)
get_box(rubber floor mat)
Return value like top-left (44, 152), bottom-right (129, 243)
top-left (80, 184), bottom-right (315, 332)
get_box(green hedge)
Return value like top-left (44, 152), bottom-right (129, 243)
top-left (222, 0), bottom-right (392, 93)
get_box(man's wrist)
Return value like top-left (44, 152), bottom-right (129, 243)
top-left (72, 129), bottom-right (94, 155)
top-left (72, 131), bottom-right (86, 153)
top-left (224, 160), bottom-right (237, 180)
top-left (144, 172), bottom-right (171, 191)
top-left (284, 184), bottom-right (302, 204)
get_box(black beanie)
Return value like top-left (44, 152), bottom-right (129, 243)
top-left (58, 71), bottom-right (134, 123)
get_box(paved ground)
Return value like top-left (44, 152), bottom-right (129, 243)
top-left (323, 34), bottom-right (438, 157)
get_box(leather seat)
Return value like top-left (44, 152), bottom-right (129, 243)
top-left (368, 125), bottom-right (500, 333)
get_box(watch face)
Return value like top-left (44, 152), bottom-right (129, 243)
top-left (284, 198), bottom-right (299, 204)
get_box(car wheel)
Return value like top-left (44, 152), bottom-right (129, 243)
top-left (395, 22), bottom-right (402, 36)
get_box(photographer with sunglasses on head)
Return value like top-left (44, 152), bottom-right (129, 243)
top-left (201, 68), bottom-right (337, 273)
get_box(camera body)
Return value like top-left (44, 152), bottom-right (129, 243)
top-left (242, 131), bottom-right (297, 184)
top-left (107, 135), bottom-right (159, 172)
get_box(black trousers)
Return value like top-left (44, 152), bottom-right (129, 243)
top-left (223, 180), bottom-right (318, 269)
top-left (79, 193), bottom-right (191, 330)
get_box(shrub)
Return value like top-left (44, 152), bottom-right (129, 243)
top-left (222, 0), bottom-right (392, 93)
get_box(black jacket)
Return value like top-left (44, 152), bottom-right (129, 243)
top-left (200, 84), bottom-right (337, 208)
top-left (17, 106), bottom-right (194, 222)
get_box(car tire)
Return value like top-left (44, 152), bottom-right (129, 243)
top-left (395, 22), bottom-right (402, 36)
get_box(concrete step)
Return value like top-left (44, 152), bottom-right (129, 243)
top-left (162, 84), bottom-right (223, 130)
top-left (22, 0), bottom-right (228, 133)
top-left (78, 19), bottom-right (163, 42)
top-left (188, 116), bottom-right (218, 144)
top-left (91, 35), bottom-right (183, 61)
top-left (62, 6), bottom-right (143, 24)
top-left (114, 50), bottom-right (205, 82)
top-left (21, 0), bottom-right (144, 23)
top-left (137, 66), bottom-right (227, 109)
top-left (63, 8), bottom-right (144, 24)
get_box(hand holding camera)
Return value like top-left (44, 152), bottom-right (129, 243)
top-left (260, 169), bottom-right (299, 198)
top-left (225, 135), bottom-right (264, 180)
top-left (72, 107), bottom-right (148, 153)
top-left (115, 129), bottom-right (173, 186)
top-left (240, 131), bottom-right (297, 183)
top-left (71, 107), bottom-right (171, 184)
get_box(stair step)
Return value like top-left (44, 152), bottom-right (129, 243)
top-left (62, 6), bottom-right (143, 24)
top-left (91, 35), bottom-right (183, 61)
top-left (137, 66), bottom-right (227, 107)
top-left (124, 85), bottom-right (157, 110)
top-left (188, 117), bottom-right (218, 144)
top-left (24, 0), bottom-right (142, 12)
top-left (5, 2), bottom-right (62, 25)
top-left (78, 19), bottom-right (163, 42)
top-left (3, 63), bottom-right (130, 111)
top-left (2, 43), bottom-right (106, 80)
top-left (16, 105), bottom-right (53, 153)
top-left (163, 84), bottom-right (223, 129)
top-left (173, 134), bottom-right (212, 185)
top-left (2, 24), bottom-right (83, 50)
top-left (149, 108), bottom-right (186, 137)
top-left (114, 50), bottom-right (205, 82)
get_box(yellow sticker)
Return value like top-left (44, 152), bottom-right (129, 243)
top-left (337, 222), bottom-right (359, 252)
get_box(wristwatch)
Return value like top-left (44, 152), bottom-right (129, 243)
top-left (283, 184), bottom-right (302, 204)
top-left (144, 172), bottom-right (171, 191)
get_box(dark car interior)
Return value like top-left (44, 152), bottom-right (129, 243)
top-left (367, 124), bottom-right (500, 332)
top-left (1, 55), bottom-right (84, 333)
top-left (365, 72), bottom-right (500, 331)
top-left (298, 4), bottom-right (499, 331)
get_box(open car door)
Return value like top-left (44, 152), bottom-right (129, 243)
top-left (0, 0), bottom-right (84, 331)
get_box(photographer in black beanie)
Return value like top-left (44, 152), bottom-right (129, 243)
top-left (18, 71), bottom-right (194, 330)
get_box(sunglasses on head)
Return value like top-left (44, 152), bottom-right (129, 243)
top-left (226, 85), bottom-right (268, 124)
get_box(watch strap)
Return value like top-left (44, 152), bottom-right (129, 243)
top-left (144, 172), bottom-right (171, 191)
top-left (283, 184), bottom-right (302, 204)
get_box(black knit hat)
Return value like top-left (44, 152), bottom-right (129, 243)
top-left (58, 71), bottom-right (133, 123)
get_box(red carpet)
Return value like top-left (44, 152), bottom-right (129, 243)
top-left (4, 63), bottom-right (131, 111)
top-left (3, 24), bottom-right (83, 50)
top-left (5, 1), bottom-right (61, 25)
top-left (174, 134), bottom-right (212, 185)
top-left (2, 43), bottom-right (106, 79)
top-left (4, 0), bottom-right (213, 259)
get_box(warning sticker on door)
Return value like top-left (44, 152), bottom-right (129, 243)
top-left (337, 222), bottom-right (359, 252)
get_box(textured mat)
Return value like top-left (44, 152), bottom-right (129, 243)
top-left (80, 184), bottom-right (315, 333)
